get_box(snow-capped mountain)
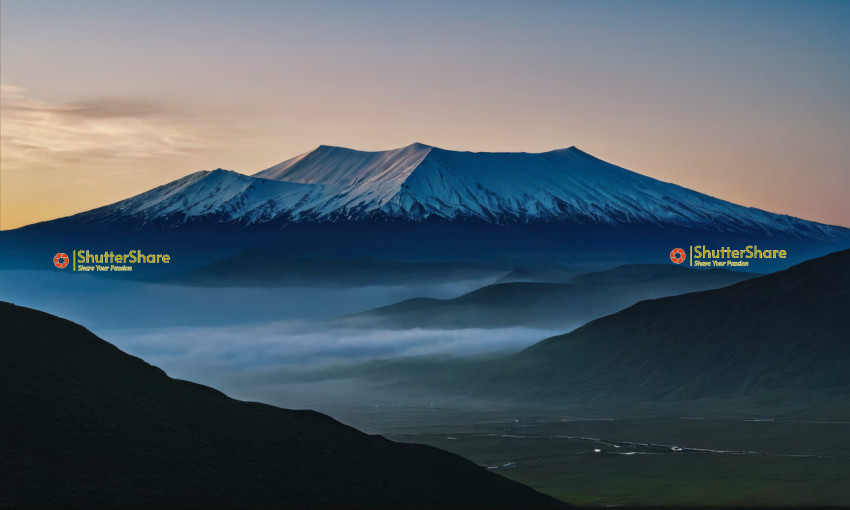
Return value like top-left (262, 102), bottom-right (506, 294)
top-left (74, 143), bottom-right (841, 239)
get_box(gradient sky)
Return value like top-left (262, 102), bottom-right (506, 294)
top-left (2, 0), bottom-right (849, 230)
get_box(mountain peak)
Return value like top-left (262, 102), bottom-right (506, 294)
top-left (547, 146), bottom-right (591, 157)
top-left (52, 143), bottom-right (847, 241)
top-left (254, 142), bottom-right (432, 186)
top-left (308, 141), bottom-right (432, 156)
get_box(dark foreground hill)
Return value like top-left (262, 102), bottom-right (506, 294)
top-left (481, 249), bottom-right (850, 416)
top-left (0, 302), bottom-right (560, 509)
top-left (340, 264), bottom-right (756, 329)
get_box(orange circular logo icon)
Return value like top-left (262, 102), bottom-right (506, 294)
top-left (670, 248), bottom-right (686, 264)
top-left (53, 252), bottom-right (69, 269)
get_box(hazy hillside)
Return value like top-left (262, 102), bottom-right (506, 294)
top-left (0, 302), bottom-right (559, 508)
top-left (340, 264), bottom-right (757, 329)
top-left (478, 249), bottom-right (850, 415)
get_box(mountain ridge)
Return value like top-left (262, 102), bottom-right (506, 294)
top-left (19, 143), bottom-right (846, 240)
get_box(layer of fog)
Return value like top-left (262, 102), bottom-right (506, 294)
top-left (1, 269), bottom-right (563, 416)
top-left (102, 320), bottom-right (562, 411)
top-left (0, 269), bottom-right (499, 328)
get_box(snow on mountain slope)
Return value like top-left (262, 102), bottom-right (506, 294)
top-left (252, 143), bottom-right (838, 236)
top-left (70, 143), bottom-right (843, 239)
top-left (255, 142), bottom-right (432, 186)
top-left (78, 169), bottom-right (320, 225)
top-left (385, 147), bottom-right (831, 234)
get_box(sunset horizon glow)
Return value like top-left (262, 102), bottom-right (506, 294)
top-left (2, 0), bottom-right (849, 230)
